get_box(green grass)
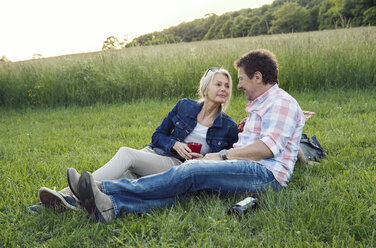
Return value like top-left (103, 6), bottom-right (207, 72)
top-left (1, 27), bottom-right (375, 107)
top-left (1, 90), bottom-right (375, 247)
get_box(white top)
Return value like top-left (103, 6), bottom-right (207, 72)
top-left (184, 122), bottom-right (210, 155)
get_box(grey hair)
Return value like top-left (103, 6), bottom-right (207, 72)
top-left (198, 68), bottom-right (233, 111)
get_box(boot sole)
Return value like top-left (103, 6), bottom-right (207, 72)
top-left (78, 172), bottom-right (96, 215)
top-left (38, 187), bottom-right (78, 211)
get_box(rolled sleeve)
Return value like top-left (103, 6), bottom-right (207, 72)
top-left (260, 136), bottom-right (279, 156)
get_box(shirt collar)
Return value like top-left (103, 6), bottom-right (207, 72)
top-left (246, 84), bottom-right (279, 113)
top-left (188, 101), bottom-right (204, 119)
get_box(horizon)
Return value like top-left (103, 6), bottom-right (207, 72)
top-left (1, 0), bottom-right (273, 62)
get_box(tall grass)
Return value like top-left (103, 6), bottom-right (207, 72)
top-left (0, 27), bottom-right (375, 107)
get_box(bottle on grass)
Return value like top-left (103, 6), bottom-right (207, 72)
top-left (227, 196), bottom-right (259, 215)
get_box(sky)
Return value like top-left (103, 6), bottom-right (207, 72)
top-left (1, 0), bottom-right (274, 62)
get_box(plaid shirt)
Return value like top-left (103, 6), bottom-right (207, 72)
top-left (233, 84), bottom-right (305, 186)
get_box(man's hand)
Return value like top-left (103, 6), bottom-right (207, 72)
top-left (201, 152), bottom-right (221, 161)
top-left (201, 142), bottom-right (273, 162)
top-left (190, 153), bottom-right (204, 159)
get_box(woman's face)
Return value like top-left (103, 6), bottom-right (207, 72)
top-left (205, 73), bottom-right (231, 105)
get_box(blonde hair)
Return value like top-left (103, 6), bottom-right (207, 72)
top-left (198, 68), bottom-right (233, 111)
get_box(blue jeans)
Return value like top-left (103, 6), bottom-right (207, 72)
top-left (101, 159), bottom-right (282, 216)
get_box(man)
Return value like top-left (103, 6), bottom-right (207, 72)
top-left (69, 49), bottom-right (305, 223)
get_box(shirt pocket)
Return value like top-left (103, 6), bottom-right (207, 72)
top-left (171, 115), bottom-right (191, 141)
top-left (208, 138), bottom-right (229, 151)
top-left (248, 111), bottom-right (262, 131)
top-left (244, 112), bottom-right (262, 140)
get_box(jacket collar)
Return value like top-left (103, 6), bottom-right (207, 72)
top-left (212, 109), bottom-right (224, 127)
top-left (188, 101), bottom-right (223, 127)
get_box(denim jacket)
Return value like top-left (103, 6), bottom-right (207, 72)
top-left (148, 98), bottom-right (239, 160)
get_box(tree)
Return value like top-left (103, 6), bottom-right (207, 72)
top-left (345, 0), bottom-right (376, 26)
top-left (203, 14), bottom-right (231, 40)
top-left (307, 5), bottom-right (320, 30)
top-left (0, 56), bottom-right (11, 63)
top-left (102, 35), bottom-right (128, 50)
top-left (119, 34), bottom-right (129, 48)
top-left (269, 2), bottom-right (311, 34)
top-left (248, 16), bottom-right (266, 36)
top-left (318, 0), bottom-right (337, 29)
top-left (102, 36), bottom-right (120, 50)
top-left (32, 53), bottom-right (43, 59)
top-left (231, 16), bottom-right (253, 37)
top-left (364, 6), bottom-right (376, 25)
top-left (260, 9), bottom-right (274, 34)
top-left (217, 19), bottom-right (233, 38)
top-left (318, 0), bottom-right (375, 29)
top-left (120, 0), bottom-right (373, 47)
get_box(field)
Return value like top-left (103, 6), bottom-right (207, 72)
top-left (0, 27), bottom-right (376, 247)
top-left (1, 90), bottom-right (376, 247)
top-left (0, 27), bottom-right (375, 107)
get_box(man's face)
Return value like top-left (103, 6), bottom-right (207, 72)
top-left (237, 67), bottom-right (258, 101)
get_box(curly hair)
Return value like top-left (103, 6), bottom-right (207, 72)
top-left (234, 49), bottom-right (279, 85)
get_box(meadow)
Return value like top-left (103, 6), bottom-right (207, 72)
top-left (0, 27), bottom-right (375, 107)
top-left (0, 90), bottom-right (375, 247)
top-left (0, 27), bottom-right (376, 247)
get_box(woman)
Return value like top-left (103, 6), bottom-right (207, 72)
top-left (30, 67), bottom-right (239, 212)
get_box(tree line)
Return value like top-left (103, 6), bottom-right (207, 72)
top-left (102, 0), bottom-right (375, 49)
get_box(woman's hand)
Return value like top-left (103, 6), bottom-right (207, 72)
top-left (190, 153), bottom-right (204, 159)
top-left (172, 141), bottom-right (193, 160)
top-left (172, 142), bottom-right (204, 160)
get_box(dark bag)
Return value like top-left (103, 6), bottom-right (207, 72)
top-left (300, 134), bottom-right (325, 161)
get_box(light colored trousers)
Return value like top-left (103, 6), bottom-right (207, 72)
top-left (91, 147), bottom-right (182, 181)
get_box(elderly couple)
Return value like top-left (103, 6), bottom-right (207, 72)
top-left (31, 49), bottom-right (305, 223)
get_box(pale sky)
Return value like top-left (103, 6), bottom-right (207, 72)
top-left (1, 0), bottom-right (273, 61)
